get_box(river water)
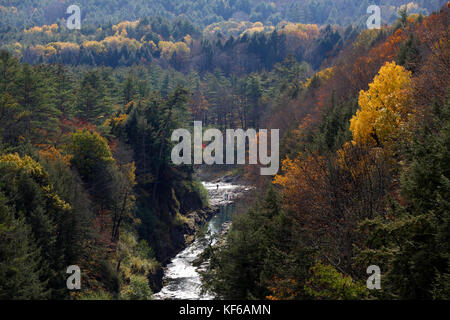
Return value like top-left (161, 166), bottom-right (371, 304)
top-left (153, 181), bottom-right (248, 300)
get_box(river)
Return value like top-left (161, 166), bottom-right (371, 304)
top-left (153, 181), bottom-right (249, 300)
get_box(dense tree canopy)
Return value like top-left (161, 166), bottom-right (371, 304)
top-left (0, 1), bottom-right (448, 301)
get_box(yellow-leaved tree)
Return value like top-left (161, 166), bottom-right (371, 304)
top-left (350, 61), bottom-right (412, 147)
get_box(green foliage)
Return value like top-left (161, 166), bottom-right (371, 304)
top-left (116, 229), bottom-right (158, 300)
top-left (120, 275), bottom-right (153, 300)
top-left (1, 1), bottom-right (442, 30)
top-left (0, 192), bottom-right (46, 299)
top-left (202, 187), bottom-right (314, 299)
top-left (78, 290), bottom-right (114, 300)
top-left (315, 95), bottom-right (356, 152)
top-left (68, 129), bottom-right (115, 184)
top-left (172, 212), bottom-right (191, 228)
top-left (397, 34), bottom-right (422, 73)
top-left (39, 152), bottom-right (94, 268)
top-left (0, 1), bottom-right (448, 301)
top-left (193, 180), bottom-right (209, 208)
top-left (77, 70), bottom-right (114, 123)
top-left (304, 262), bottom-right (368, 300)
top-left (0, 153), bottom-right (71, 299)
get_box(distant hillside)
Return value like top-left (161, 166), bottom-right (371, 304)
top-left (1, 0), bottom-right (446, 29)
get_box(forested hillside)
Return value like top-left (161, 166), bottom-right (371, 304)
top-left (1, 0), bottom-right (446, 28)
top-left (0, 0), bottom-right (449, 301)
top-left (201, 6), bottom-right (450, 300)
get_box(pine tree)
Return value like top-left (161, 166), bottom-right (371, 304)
top-left (16, 64), bottom-right (61, 143)
top-left (397, 34), bottom-right (422, 73)
top-left (123, 74), bottom-right (136, 105)
top-left (0, 193), bottom-right (47, 299)
top-left (77, 70), bottom-right (112, 124)
top-left (160, 74), bottom-right (171, 98)
top-left (0, 93), bottom-right (23, 146)
top-left (52, 64), bottom-right (76, 117)
top-left (0, 50), bottom-right (20, 96)
top-left (0, 154), bottom-right (71, 299)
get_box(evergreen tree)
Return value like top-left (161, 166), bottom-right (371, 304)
top-left (16, 64), bottom-right (61, 143)
top-left (52, 64), bottom-right (76, 117)
top-left (0, 154), bottom-right (71, 298)
top-left (77, 70), bottom-right (112, 124)
top-left (0, 192), bottom-right (46, 299)
top-left (0, 50), bottom-right (19, 96)
top-left (202, 187), bottom-right (314, 299)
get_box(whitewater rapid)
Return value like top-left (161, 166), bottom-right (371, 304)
top-left (153, 181), bottom-right (249, 300)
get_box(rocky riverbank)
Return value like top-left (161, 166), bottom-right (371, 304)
top-left (148, 205), bottom-right (217, 292)
top-left (153, 180), bottom-right (251, 299)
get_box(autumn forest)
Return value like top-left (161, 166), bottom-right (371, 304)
top-left (0, 0), bottom-right (449, 302)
